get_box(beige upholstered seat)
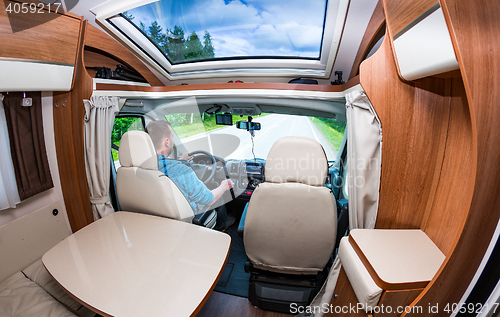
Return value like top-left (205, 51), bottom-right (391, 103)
top-left (116, 131), bottom-right (195, 222)
top-left (338, 237), bottom-right (382, 311)
top-left (0, 272), bottom-right (77, 317)
top-left (243, 136), bottom-right (337, 274)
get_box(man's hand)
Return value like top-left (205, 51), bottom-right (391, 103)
top-left (209, 179), bottom-right (234, 205)
top-left (220, 179), bottom-right (234, 191)
top-left (178, 152), bottom-right (192, 160)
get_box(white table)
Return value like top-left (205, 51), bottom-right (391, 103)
top-left (42, 212), bottom-right (231, 317)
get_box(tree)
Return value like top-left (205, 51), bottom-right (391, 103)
top-left (203, 31), bottom-right (215, 59)
top-left (166, 25), bottom-right (186, 63)
top-left (126, 18), bottom-right (216, 63)
top-left (184, 31), bottom-right (204, 61)
top-left (148, 21), bottom-right (165, 47)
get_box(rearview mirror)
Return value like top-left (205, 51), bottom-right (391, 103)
top-left (236, 121), bottom-right (261, 130)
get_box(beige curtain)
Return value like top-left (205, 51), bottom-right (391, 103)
top-left (84, 96), bottom-right (119, 220)
top-left (306, 90), bottom-right (382, 316)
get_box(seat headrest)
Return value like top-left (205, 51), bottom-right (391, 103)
top-left (265, 136), bottom-right (328, 186)
top-left (118, 131), bottom-right (158, 170)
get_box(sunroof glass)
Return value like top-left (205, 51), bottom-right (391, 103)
top-left (123, 0), bottom-right (328, 65)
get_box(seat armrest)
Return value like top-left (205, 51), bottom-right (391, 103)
top-left (237, 203), bottom-right (249, 238)
top-left (193, 209), bottom-right (217, 229)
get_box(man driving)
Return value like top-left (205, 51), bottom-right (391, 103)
top-left (147, 120), bottom-right (234, 230)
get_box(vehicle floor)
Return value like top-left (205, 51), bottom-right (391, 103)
top-left (214, 220), bottom-right (249, 297)
top-left (198, 291), bottom-right (292, 317)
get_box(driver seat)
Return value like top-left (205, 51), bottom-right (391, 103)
top-left (116, 131), bottom-right (217, 228)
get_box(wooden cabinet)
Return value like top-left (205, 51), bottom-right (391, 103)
top-left (0, 0), bottom-right (81, 65)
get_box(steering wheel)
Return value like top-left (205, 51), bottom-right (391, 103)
top-left (188, 150), bottom-right (217, 185)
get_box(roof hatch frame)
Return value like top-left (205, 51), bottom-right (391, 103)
top-left (91, 0), bottom-right (349, 80)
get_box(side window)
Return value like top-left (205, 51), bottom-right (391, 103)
top-left (111, 117), bottom-right (144, 167)
top-left (309, 117), bottom-right (346, 161)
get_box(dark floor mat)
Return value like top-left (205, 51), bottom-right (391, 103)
top-left (214, 223), bottom-right (250, 297)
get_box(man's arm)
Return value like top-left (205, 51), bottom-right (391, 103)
top-left (209, 179), bottom-right (234, 205)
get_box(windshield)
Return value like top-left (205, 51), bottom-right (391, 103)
top-left (122, 0), bottom-right (327, 64)
top-left (166, 112), bottom-right (345, 162)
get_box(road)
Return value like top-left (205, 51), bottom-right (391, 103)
top-left (179, 114), bottom-right (338, 161)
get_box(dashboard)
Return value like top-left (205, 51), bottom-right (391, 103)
top-left (189, 154), bottom-right (265, 201)
top-left (190, 154), bottom-right (335, 202)
top-left (225, 159), bottom-right (266, 200)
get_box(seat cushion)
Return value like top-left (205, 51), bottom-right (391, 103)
top-left (0, 271), bottom-right (77, 317)
top-left (338, 237), bottom-right (382, 312)
top-left (22, 260), bottom-right (83, 313)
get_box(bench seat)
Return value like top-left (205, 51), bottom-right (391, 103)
top-left (0, 271), bottom-right (76, 317)
top-left (0, 260), bottom-right (94, 317)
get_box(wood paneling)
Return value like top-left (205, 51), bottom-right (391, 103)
top-left (53, 21), bottom-right (93, 232)
top-left (349, 1), bottom-right (385, 80)
top-left (360, 36), bottom-right (415, 229)
top-left (420, 78), bottom-right (472, 255)
top-left (327, 268), bottom-right (369, 317)
top-left (360, 33), bottom-right (470, 253)
top-left (383, 0), bottom-right (437, 38)
top-left (0, 0), bottom-right (80, 65)
top-left (197, 292), bottom-right (292, 317)
top-left (95, 76), bottom-right (361, 93)
top-left (396, 77), bottom-right (451, 231)
top-left (84, 24), bottom-right (163, 86)
top-left (358, 21), bottom-right (475, 313)
top-left (375, 289), bottom-right (423, 317)
top-left (403, 0), bottom-right (500, 314)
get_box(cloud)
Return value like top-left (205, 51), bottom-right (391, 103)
top-left (127, 0), bottom-right (326, 59)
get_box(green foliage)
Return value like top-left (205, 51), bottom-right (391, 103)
top-left (112, 117), bottom-right (143, 143)
top-left (316, 117), bottom-right (346, 133)
top-left (148, 21), bottom-right (165, 46)
top-left (310, 117), bottom-right (346, 154)
top-left (125, 13), bottom-right (215, 63)
top-left (111, 117), bottom-right (143, 162)
top-left (184, 31), bottom-right (204, 61)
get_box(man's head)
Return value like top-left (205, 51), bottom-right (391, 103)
top-left (147, 120), bottom-right (174, 157)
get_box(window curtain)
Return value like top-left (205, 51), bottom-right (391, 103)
top-left (0, 94), bottom-right (21, 210)
top-left (2, 92), bottom-right (53, 201)
top-left (306, 90), bottom-right (382, 317)
top-left (84, 96), bottom-right (119, 220)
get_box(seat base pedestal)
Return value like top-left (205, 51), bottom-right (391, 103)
top-left (248, 270), bottom-right (324, 313)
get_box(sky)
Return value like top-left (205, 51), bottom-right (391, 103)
top-left (126, 0), bottom-right (327, 60)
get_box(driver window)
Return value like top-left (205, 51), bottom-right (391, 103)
top-left (111, 116), bottom-right (145, 167)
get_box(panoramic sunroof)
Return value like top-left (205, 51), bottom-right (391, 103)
top-left (121, 0), bottom-right (328, 65)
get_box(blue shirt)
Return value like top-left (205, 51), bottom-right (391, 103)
top-left (157, 154), bottom-right (214, 213)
